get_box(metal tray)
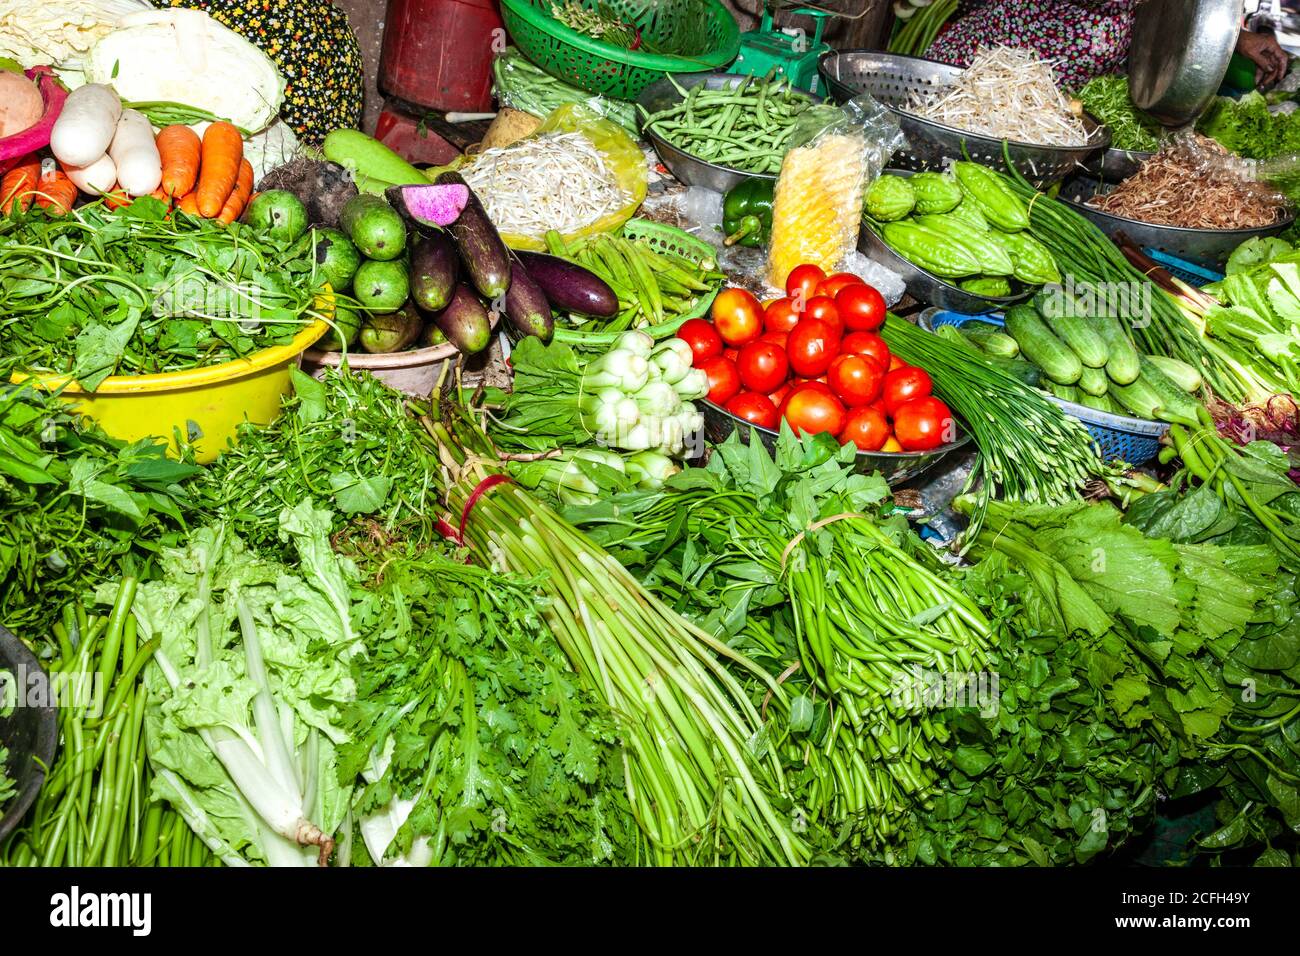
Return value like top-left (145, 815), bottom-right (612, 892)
top-left (1079, 147), bottom-right (1155, 183)
top-left (1058, 176), bottom-right (1295, 269)
top-left (636, 72), bottom-right (819, 194)
top-left (700, 399), bottom-right (972, 487)
top-left (0, 625), bottom-right (57, 842)
top-left (817, 50), bottom-right (1108, 188)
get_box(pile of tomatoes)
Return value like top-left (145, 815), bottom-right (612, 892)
top-left (677, 264), bottom-right (956, 453)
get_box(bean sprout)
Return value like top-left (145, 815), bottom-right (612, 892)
top-left (906, 46), bottom-right (1092, 147)
top-left (461, 132), bottom-right (630, 239)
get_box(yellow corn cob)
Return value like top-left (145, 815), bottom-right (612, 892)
top-left (766, 133), bottom-right (869, 289)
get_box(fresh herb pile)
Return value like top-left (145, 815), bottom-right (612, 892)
top-left (0, 200), bottom-right (323, 390)
top-left (953, 496), bottom-right (1300, 862)
top-left (343, 547), bottom-right (639, 866)
top-left (1075, 76), bottom-right (1162, 152)
top-left (0, 384), bottom-right (198, 641)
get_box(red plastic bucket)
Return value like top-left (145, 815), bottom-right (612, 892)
top-left (379, 0), bottom-right (504, 111)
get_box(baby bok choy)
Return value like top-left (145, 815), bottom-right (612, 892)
top-left (135, 501), bottom-right (360, 866)
top-left (498, 333), bottom-right (707, 460)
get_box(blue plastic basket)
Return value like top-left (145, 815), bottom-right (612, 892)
top-left (921, 309), bottom-right (1170, 465)
top-left (1142, 248), bottom-right (1223, 288)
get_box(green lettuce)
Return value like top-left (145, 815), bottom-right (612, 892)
top-left (135, 501), bottom-right (361, 866)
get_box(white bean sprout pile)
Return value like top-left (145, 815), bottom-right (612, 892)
top-left (906, 46), bottom-right (1092, 147)
top-left (461, 131), bottom-right (630, 238)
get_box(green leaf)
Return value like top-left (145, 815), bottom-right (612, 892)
top-left (291, 367), bottom-right (328, 424)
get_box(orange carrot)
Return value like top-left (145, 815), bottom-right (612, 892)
top-left (217, 159), bottom-right (254, 224)
top-left (196, 121), bottom-right (242, 217)
top-left (150, 185), bottom-right (171, 204)
top-left (2, 157), bottom-right (41, 213)
top-left (103, 188), bottom-right (132, 210)
top-left (156, 124), bottom-right (201, 198)
top-left (34, 171), bottom-right (78, 215)
top-left (177, 191), bottom-right (200, 216)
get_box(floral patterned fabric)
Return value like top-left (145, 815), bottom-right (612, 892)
top-left (169, 0), bottom-right (364, 145)
top-left (926, 0), bottom-right (1138, 89)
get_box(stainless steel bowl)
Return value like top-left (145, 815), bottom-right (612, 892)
top-left (0, 626), bottom-right (57, 842)
top-left (818, 50), bottom-right (1109, 188)
top-left (1058, 176), bottom-right (1295, 269)
top-left (636, 72), bottom-right (820, 193)
top-left (1079, 147), bottom-right (1155, 183)
top-left (700, 400), bottom-right (971, 486)
top-left (1128, 0), bottom-right (1241, 126)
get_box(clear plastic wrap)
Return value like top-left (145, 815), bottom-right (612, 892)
top-left (492, 47), bottom-right (638, 136)
top-left (765, 93), bottom-right (904, 289)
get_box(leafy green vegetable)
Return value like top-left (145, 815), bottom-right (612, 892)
top-left (0, 384), bottom-right (198, 642)
top-left (1196, 92), bottom-right (1300, 160)
top-left (137, 503), bottom-right (360, 866)
top-left (957, 496), bottom-right (1300, 855)
top-left (0, 202), bottom-right (326, 390)
top-left (342, 547), bottom-right (638, 866)
top-left (1076, 76), bottom-right (1163, 152)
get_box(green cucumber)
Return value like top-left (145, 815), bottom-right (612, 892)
top-left (1138, 357), bottom-right (1202, 425)
top-left (1096, 314), bottom-right (1141, 385)
top-left (1034, 293), bottom-right (1109, 368)
top-left (1045, 381), bottom-right (1081, 403)
top-left (1109, 374), bottom-right (1163, 421)
top-left (1076, 391), bottom-right (1118, 414)
top-left (1077, 363), bottom-right (1110, 397)
top-left (961, 325), bottom-right (1020, 358)
top-left (1143, 354), bottom-right (1203, 393)
top-left (1004, 303), bottom-right (1082, 385)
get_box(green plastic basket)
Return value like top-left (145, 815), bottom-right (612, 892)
top-left (500, 0), bottom-right (741, 101)
top-left (553, 218), bottom-right (723, 347)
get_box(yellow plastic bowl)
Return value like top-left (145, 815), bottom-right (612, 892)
top-left (13, 318), bottom-right (329, 463)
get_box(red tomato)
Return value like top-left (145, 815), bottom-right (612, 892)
top-left (676, 318), bottom-right (723, 365)
top-left (835, 283), bottom-right (886, 332)
top-left (827, 353), bottom-right (885, 407)
top-left (768, 383), bottom-right (792, 408)
top-left (725, 391), bottom-right (780, 430)
top-left (763, 296), bottom-right (802, 334)
top-left (870, 396), bottom-right (891, 418)
top-left (785, 263), bottom-right (826, 310)
top-left (724, 347), bottom-right (740, 362)
top-left (888, 355), bottom-right (906, 371)
top-left (803, 295), bottom-right (842, 336)
top-left (736, 340), bottom-right (789, 394)
top-left (711, 288), bottom-right (763, 346)
top-left (814, 272), bottom-right (863, 299)
top-left (893, 396), bottom-right (955, 451)
top-left (840, 331), bottom-right (890, 369)
top-left (782, 385), bottom-right (846, 437)
top-left (759, 330), bottom-right (789, 351)
top-left (839, 405), bottom-right (891, 452)
top-left (786, 317), bottom-right (840, 378)
top-left (881, 366), bottom-right (933, 414)
top-left (699, 355), bottom-right (741, 405)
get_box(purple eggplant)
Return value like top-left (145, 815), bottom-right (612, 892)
top-left (503, 255), bottom-right (554, 342)
top-left (514, 251), bottom-right (618, 318)
top-left (430, 281), bottom-right (492, 355)
top-left (434, 170), bottom-right (511, 300)
top-left (410, 233), bottom-right (459, 312)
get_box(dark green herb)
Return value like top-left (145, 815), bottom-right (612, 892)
top-left (0, 201), bottom-right (325, 390)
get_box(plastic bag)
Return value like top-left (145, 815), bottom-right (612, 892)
top-left (460, 102), bottom-right (648, 251)
top-left (765, 93), bottom-right (904, 288)
top-left (492, 48), bottom-right (638, 136)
